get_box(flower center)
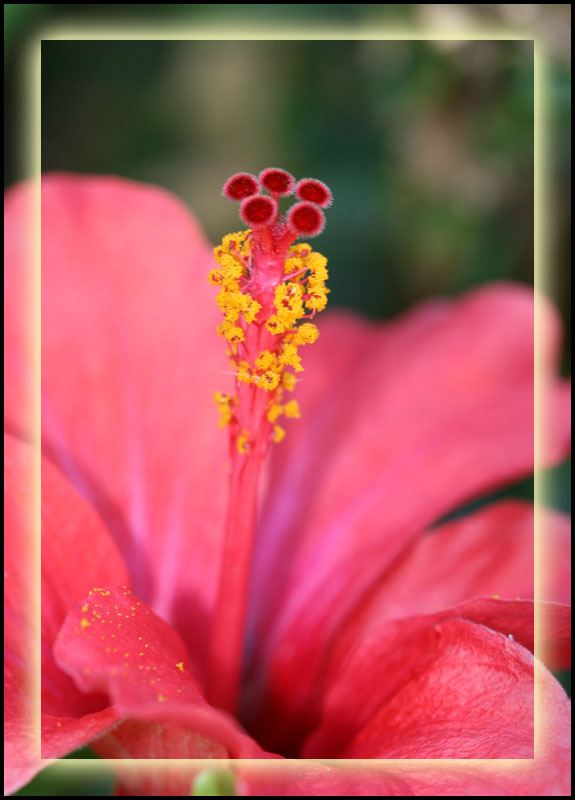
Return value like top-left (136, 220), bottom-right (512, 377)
top-left (207, 169), bottom-right (332, 713)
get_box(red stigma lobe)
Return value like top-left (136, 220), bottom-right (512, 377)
top-left (223, 173), bottom-right (259, 201)
top-left (287, 201), bottom-right (326, 237)
top-left (240, 195), bottom-right (277, 227)
top-left (259, 168), bottom-right (295, 197)
top-left (222, 169), bottom-right (332, 246)
top-left (296, 178), bottom-right (333, 208)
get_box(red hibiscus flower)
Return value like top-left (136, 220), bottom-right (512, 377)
top-left (4, 174), bottom-right (571, 796)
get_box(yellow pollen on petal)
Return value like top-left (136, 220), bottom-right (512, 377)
top-left (176, 662), bottom-right (184, 673)
top-left (80, 619), bottom-right (90, 629)
top-left (157, 693), bottom-right (168, 703)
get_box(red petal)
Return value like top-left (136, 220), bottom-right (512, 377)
top-left (5, 176), bottom-right (232, 671)
top-left (248, 287), bottom-right (570, 742)
top-left (54, 586), bottom-right (269, 758)
top-left (324, 501), bottom-right (571, 674)
top-left (240, 753), bottom-right (571, 796)
top-left (304, 617), bottom-right (567, 759)
top-left (4, 433), bottom-right (126, 793)
top-left (41, 449), bottom-right (131, 719)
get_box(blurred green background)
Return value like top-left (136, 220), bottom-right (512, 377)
top-left (5, 3), bottom-right (571, 796)
top-left (5, 4), bottom-right (571, 346)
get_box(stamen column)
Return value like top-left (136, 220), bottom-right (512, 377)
top-left (207, 169), bottom-right (332, 713)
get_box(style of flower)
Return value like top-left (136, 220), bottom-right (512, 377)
top-left (4, 174), bottom-right (571, 797)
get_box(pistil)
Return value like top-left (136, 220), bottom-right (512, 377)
top-left (207, 169), bottom-right (332, 713)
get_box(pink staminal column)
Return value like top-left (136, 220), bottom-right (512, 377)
top-left (208, 170), bottom-right (331, 713)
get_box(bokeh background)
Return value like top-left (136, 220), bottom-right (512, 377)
top-left (5, 3), bottom-right (571, 796)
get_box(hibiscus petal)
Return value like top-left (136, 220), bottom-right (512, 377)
top-left (253, 288), bottom-right (569, 629)
top-left (4, 175), bottom-right (233, 668)
top-left (54, 586), bottom-right (270, 759)
top-left (304, 616), bottom-right (569, 759)
top-left (4, 433), bottom-right (127, 793)
top-left (322, 597), bottom-right (570, 752)
top-left (239, 754), bottom-right (571, 797)
top-left (348, 500), bottom-right (570, 617)
top-left (246, 502), bottom-right (569, 750)
top-left (319, 502), bottom-right (571, 678)
top-left (247, 288), bottom-right (570, 744)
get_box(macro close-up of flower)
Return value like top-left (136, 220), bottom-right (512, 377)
top-left (4, 172), bottom-right (571, 795)
top-left (3, 6), bottom-right (573, 794)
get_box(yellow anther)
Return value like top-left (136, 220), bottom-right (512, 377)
top-left (212, 231), bottom-right (329, 444)
top-left (293, 322), bottom-right (319, 345)
top-left (243, 298), bottom-right (262, 324)
top-left (267, 403), bottom-right (283, 423)
top-left (237, 431), bottom-right (250, 454)
top-left (218, 320), bottom-right (245, 344)
top-left (214, 391), bottom-right (234, 427)
top-left (307, 252), bottom-right (328, 273)
top-left (220, 230), bottom-right (251, 256)
top-left (273, 425), bottom-right (286, 444)
top-left (219, 254), bottom-right (244, 278)
top-left (280, 343), bottom-right (303, 372)
top-left (273, 282), bottom-right (305, 330)
top-left (265, 314), bottom-right (284, 335)
top-left (237, 361), bottom-right (254, 385)
top-left (258, 370), bottom-right (281, 392)
top-left (208, 269), bottom-right (224, 286)
top-left (289, 242), bottom-right (311, 256)
top-left (282, 371), bottom-right (297, 391)
top-left (306, 290), bottom-right (328, 312)
top-left (284, 255), bottom-right (304, 273)
top-left (283, 400), bottom-right (301, 419)
top-left (255, 350), bottom-right (278, 372)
